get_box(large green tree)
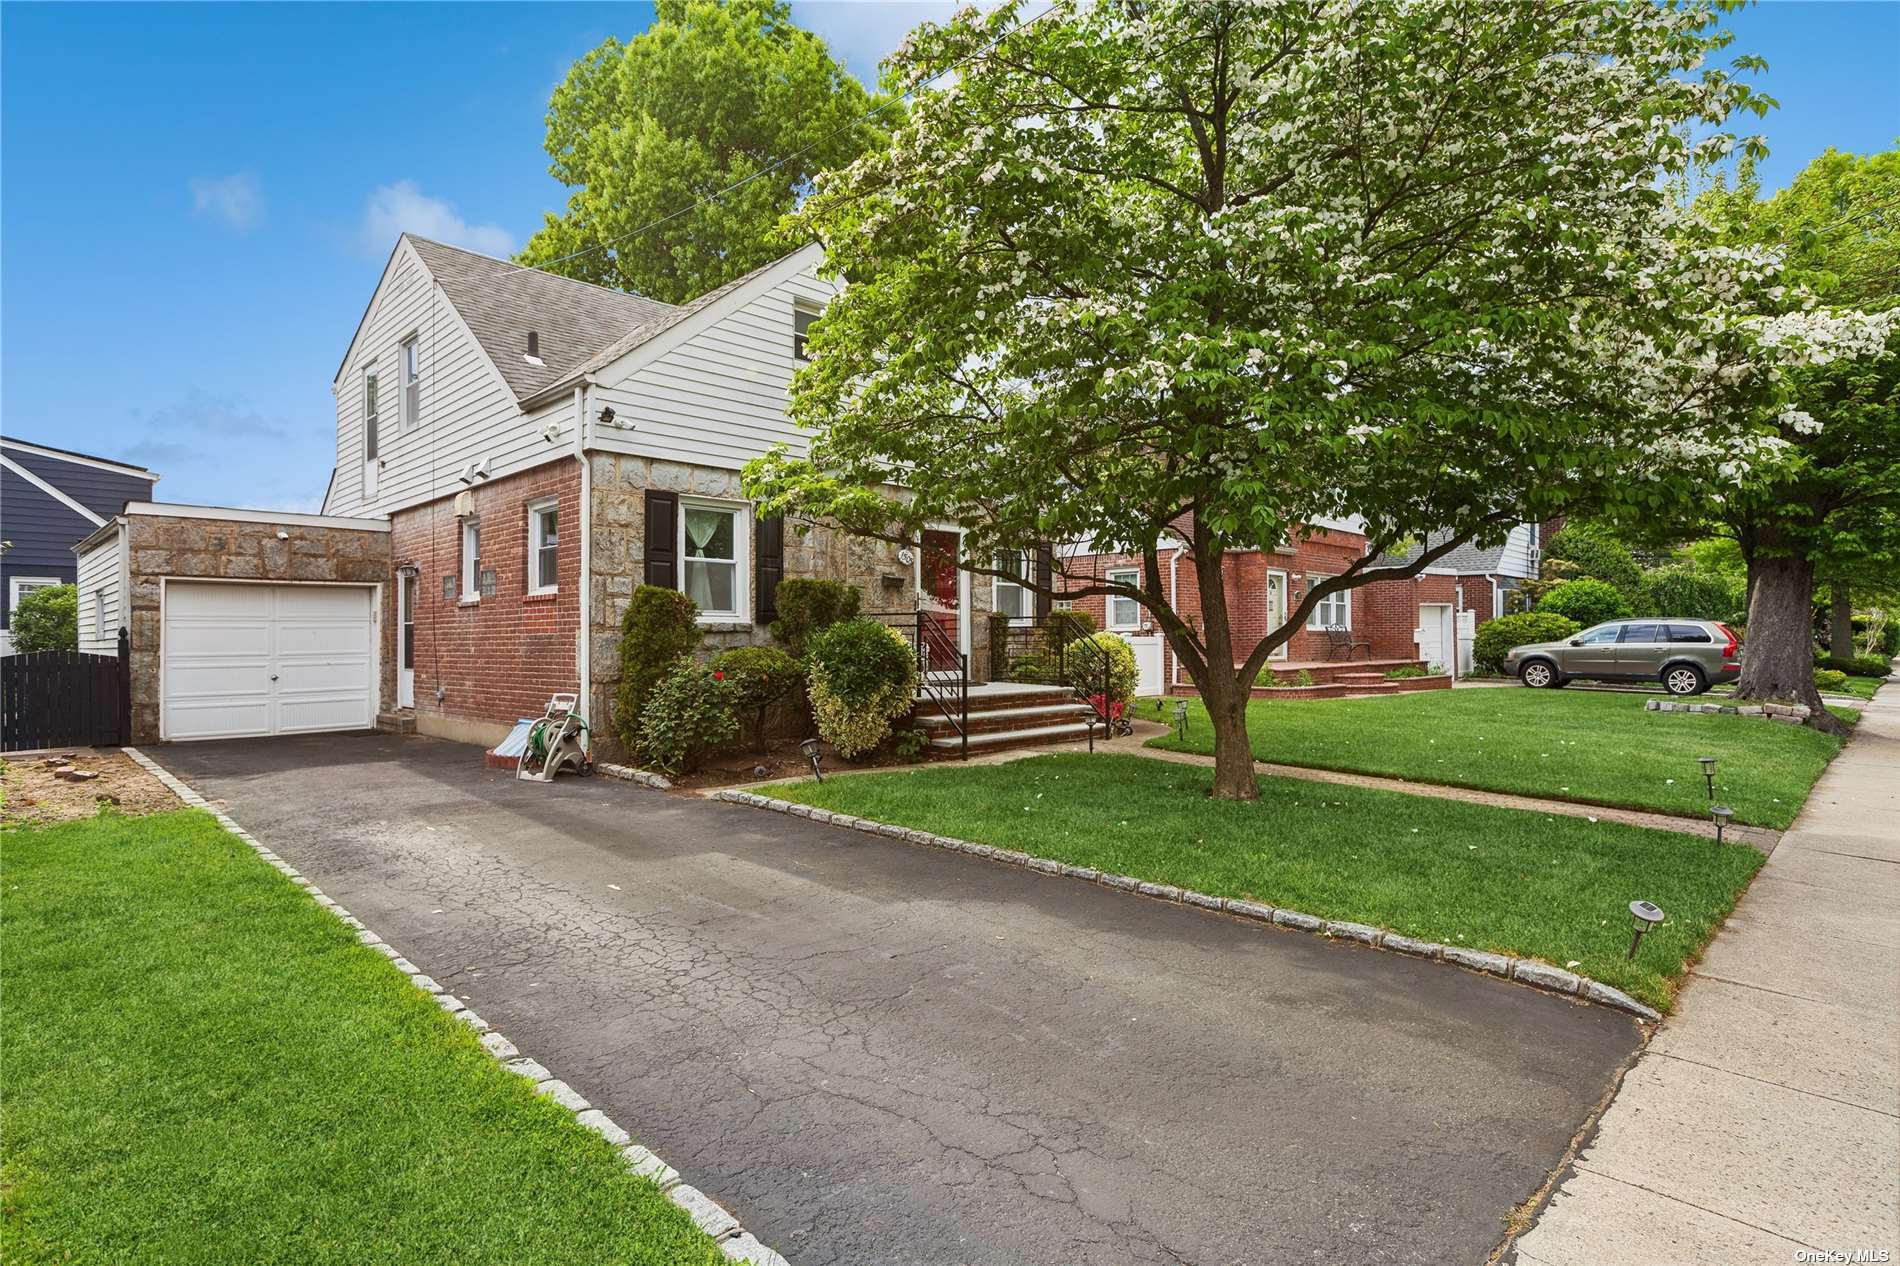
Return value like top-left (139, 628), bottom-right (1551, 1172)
top-left (747, 0), bottom-right (1795, 799)
top-left (1693, 149), bottom-right (1899, 726)
top-left (518, 0), bottom-right (890, 304)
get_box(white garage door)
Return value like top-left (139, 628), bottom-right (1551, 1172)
top-left (163, 582), bottom-right (376, 741)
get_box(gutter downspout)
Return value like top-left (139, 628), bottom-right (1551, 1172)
top-left (574, 384), bottom-right (593, 736)
top-left (1168, 545), bottom-right (1181, 689)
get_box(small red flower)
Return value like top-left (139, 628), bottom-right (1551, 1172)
top-left (712, 671), bottom-right (725, 681)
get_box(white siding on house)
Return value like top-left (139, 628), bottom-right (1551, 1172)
top-left (588, 260), bottom-right (841, 471)
top-left (1497, 523), bottom-right (1540, 579)
top-left (327, 239), bottom-right (574, 518)
top-left (75, 522), bottom-right (127, 654)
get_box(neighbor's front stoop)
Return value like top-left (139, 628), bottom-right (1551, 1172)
top-left (711, 788), bottom-right (1662, 1023)
top-left (124, 748), bottom-right (785, 1266)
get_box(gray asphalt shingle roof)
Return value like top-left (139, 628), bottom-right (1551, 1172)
top-left (403, 236), bottom-right (679, 401)
top-left (1378, 530), bottom-right (1510, 573)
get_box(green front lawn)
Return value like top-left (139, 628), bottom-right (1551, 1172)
top-left (1142, 688), bottom-right (1848, 829)
top-left (773, 754), bottom-right (1762, 1011)
top-left (1, 810), bottom-right (724, 1265)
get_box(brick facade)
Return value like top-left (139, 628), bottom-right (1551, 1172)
top-left (389, 461), bottom-right (583, 745)
top-left (586, 454), bottom-right (997, 753)
top-left (1062, 526), bottom-right (1509, 688)
top-left (120, 512), bottom-right (391, 743)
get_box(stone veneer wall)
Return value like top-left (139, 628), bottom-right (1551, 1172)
top-left (123, 513), bottom-right (392, 743)
top-left (587, 454), bottom-right (995, 749)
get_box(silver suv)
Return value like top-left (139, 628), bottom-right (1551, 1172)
top-left (1504, 619), bottom-right (1741, 695)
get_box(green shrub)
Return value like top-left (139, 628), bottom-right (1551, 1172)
top-left (1536, 579), bottom-right (1633, 629)
top-left (615, 586), bottom-right (702, 750)
top-left (712, 645), bottom-right (805, 751)
top-left (808, 619), bottom-right (919, 758)
top-left (1813, 668), bottom-right (1849, 692)
top-left (1816, 652), bottom-right (1891, 679)
top-left (638, 660), bottom-right (737, 775)
top-left (988, 611), bottom-right (1014, 679)
top-left (1061, 631), bottom-right (1138, 706)
top-left (9, 584), bottom-right (77, 653)
top-left (1042, 608), bottom-right (1096, 654)
top-left (770, 578), bottom-right (860, 656)
top-left (1545, 525), bottom-right (1642, 600)
top-left (1384, 664), bottom-right (1429, 679)
top-left (1640, 567), bottom-right (1741, 622)
top-left (1008, 652), bottom-right (1054, 684)
top-left (1473, 612), bottom-right (1583, 671)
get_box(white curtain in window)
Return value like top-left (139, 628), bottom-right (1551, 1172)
top-left (684, 508), bottom-right (735, 612)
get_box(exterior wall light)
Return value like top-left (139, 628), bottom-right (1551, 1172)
top-left (1710, 805), bottom-right (1734, 844)
top-left (1628, 900), bottom-right (1665, 961)
top-left (1697, 756), bottom-right (1717, 800)
top-left (800, 737), bottom-right (824, 783)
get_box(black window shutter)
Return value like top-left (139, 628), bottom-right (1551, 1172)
top-left (645, 490), bottom-right (678, 589)
top-left (1034, 544), bottom-right (1053, 619)
top-left (756, 514), bottom-right (785, 623)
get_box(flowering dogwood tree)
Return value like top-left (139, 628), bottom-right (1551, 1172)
top-left (747, 0), bottom-right (1793, 799)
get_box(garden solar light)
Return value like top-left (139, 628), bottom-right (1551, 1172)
top-left (800, 737), bottom-right (824, 783)
top-left (1710, 804), bottom-right (1734, 844)
top-left (1085, 715), bottom-right (1101, 753)
top-left (1627, 900), bottom-right (1665, 961)
top-left (1697, 756), bottom-right (1717, 800)
top-left (1172, 699), bottom-right (1190, 740)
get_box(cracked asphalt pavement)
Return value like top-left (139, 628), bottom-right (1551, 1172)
top-left (158, 733), bottom-right (1642, 1266)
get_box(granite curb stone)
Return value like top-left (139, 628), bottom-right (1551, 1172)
top-left (125, 748), bottom-right (780, 1256)
top-left (711, 786), bottom-right (1665, 1021)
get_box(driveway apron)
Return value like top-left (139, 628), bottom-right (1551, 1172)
top-left (158, 733), bottom-right (1642, 1266)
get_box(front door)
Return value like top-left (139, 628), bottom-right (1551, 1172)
top-left (919, 528), bottom-right (963, 676)
top-left (397, 570), bottom-right (416, 708)
top-left (1266, 570), bottom-right (1290, 660)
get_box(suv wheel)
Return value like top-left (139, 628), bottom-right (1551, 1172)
top-left (1663, 664), bottom-right (1706, 696)
top-left (1519, 660), bottom-right (1560, 689)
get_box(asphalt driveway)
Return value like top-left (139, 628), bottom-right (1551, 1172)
top-left (157, 733), bottom-right (1642, 1266)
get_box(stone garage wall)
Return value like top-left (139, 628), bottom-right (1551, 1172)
top-left (123, 512), bottom-right (392, 743)
top-left (587, 454), bottom-right (995, 750)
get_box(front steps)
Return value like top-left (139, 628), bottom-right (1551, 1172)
top-left (909, 682), bottom-right (1101, 755)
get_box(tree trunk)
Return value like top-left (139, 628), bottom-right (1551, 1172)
top-left (1188, 532), bottom-right (1259, 801)
top-left (1829, 582), bottom-right (1854, 660)
top-left (1736, 549), bottom-right (1844, 735)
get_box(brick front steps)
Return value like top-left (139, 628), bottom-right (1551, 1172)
top-left (910, 682), bottom-right (1099, 755)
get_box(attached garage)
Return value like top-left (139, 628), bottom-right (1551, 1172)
top-left (162, 582), bottom-right (377, 740)
top-left (74, 503), bottom-right (392, 744)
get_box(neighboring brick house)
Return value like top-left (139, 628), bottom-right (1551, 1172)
top-left (1059, 519), bottom-right (1543, 692)
top-left (78, 234), bottom-right (997, 749)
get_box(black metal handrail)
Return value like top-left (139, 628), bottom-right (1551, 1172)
top-left (865, 609), bottom-right (969, 758)
top-left (990, 614), bottom-right (1120, 739)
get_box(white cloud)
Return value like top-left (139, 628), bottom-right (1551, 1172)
top-left (790, 1), bottom-right (1007, 88)
top-left (357, 180), bottom-right (514, 257)
top-left (189, 171), bottom-right (264, 231)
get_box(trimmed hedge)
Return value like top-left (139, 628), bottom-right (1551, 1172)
top-left (712, 645), bottom-right (805, 751)
top-left (616, 586), bottom-right (702, 751)
top-left (1473, 612), bottom-right (1583, 672)
top-left (770, 578), bottom-right (859, 656)
top-left (808, 619), bottom-right (919, 758)
top-left (1536, 579), bottom-right (1633, 629)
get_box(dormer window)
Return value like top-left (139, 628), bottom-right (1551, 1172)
top-left (792, 302), bottom-right (820, 361)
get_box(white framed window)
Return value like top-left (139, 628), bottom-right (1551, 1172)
top-left (792, 302), bottom-right (820, 361)
top-left (460, 518), bottom-right (481, 602)
top-left (94, 590), bottom-right (107, 639)
top-left (400, 335), bottom-right (421, 430)
top-left (1106, 568), bottom-right (1141, 629)
top-left (680, 499), bottom-right (747, 621)
top-left (363, 365), bottom-right (380, 460)
top-left (8, 576), bottom-right (60, 614)
top-left (992, 549), bottom-right (1031, 621)
top-left (527, 499), bottom-right (559, 595)
top-left (1306, 575), bottom-right (1350, 629)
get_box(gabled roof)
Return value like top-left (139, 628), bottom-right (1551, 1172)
top-left (1378, 529), bottom-right (1510, 573)
top-left (1, 435), bottom-right (155, 478)
top-left (401, 236), bottom-right (679, 401)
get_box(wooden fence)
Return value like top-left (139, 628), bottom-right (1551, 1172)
top-left (0, 628), bottom-right (132, 751)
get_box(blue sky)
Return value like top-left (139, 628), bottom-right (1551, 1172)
top-left (2, 1), bottom-right (1894, 512)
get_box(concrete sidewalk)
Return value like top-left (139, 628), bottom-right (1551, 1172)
top-left (1512, 688), bottom-right (1900, 1264)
